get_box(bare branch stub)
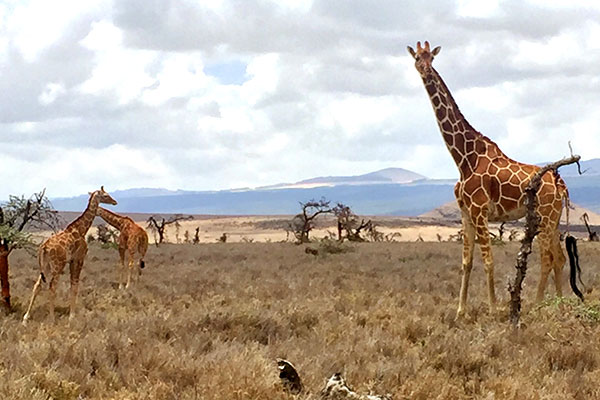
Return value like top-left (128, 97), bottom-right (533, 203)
top-left (508, 155), bottom-right (581, 327)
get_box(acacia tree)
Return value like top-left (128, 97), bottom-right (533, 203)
top-left (146, 214), bottom-right (193, 245)
top-left (332, 203), bottom-right (372, 242)
top-left (96, 223), bottom-right (118, 245)
top-left (0, 189), bottom-right (60, 310)
top-left (289, 198), bottom-right (332, 243)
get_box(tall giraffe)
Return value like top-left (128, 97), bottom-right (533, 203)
top-left (96, 207), bottom-right (149, 289)
top-left (408, 41), bottom-right (570, 317)
top-left (23, 187), bottom-right (117, 323)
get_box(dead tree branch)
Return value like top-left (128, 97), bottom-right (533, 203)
top-left (508, 154), bottom-right (580, 327)
top-left (146, 214), bottom-right (193, 245)
top-left (581, 212), bottom-right (598, 242)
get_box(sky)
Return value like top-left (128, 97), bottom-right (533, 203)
top-left (1, 0), bottom-right (600, 199)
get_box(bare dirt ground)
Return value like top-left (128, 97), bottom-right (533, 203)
top-left (46, 213), bottom-right (594, 245)
top-left (2, 238), bottom-right (600, 399)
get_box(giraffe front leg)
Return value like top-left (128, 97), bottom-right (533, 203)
top-left (457, 218), bottom-right (476, 319)
top-left (68, 260), bottom-right (83, 321)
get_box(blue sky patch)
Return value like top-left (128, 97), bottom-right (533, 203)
top-left (204, 60), bottom-right (248, 85)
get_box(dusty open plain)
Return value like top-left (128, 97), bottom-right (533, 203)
top-left (2, 225), bottom-right (600, 399)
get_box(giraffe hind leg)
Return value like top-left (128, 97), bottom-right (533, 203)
top-left (126, 252), bottom-right (135, 289)
top-left (551, 232), bottom-right (565, 297)
top-left (22, 274), bottom-right (44, 324)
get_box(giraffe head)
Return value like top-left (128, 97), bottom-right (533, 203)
top-left (90, 186), bottom-right (118, 206)
top-left (407, 41), bottom-right (441, 78)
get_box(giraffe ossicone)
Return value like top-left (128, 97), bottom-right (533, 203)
top-left (409, 41), bottom-right (572, 318)
top-left (22, 187), bottom-right (118, 324)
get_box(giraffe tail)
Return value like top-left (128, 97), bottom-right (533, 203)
top-left (565, 235), bottom-right (584, 301)
top-left (140, 259), bottom-right (145, 269)
top-left (37, 246), bottom-right (50, 284)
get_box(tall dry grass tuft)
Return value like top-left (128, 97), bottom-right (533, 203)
top-left (1, 241), bottom-right (599, 399)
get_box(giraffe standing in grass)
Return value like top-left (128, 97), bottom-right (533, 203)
top-left (23, 187), bottom-right (117, 323)
top-left (408, 41), bottom-right (571, 318)
top-left (96, 207), bottom-right (148, 289)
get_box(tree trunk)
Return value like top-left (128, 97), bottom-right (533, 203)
top-left (0, 244), bottom-right (10, 310)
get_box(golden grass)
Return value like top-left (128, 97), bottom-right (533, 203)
top-left (2, 241), bottom-right (600, 399)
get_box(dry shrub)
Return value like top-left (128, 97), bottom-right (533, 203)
top-left (1, 241), bottom-right (600, 399)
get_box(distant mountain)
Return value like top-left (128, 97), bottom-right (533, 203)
top-left (49, 160), bottom-right (600, 217)
top-left (50, 167), bottom-right (454, 216)
top-left (261, 167), bottom-right (426, 189)
top-left (110, 188), bottom-right (199, 197)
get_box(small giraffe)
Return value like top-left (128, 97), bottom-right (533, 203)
top-left (408, 41), bottom-right (570, 317)
top-left (23, 187), bottom-right (117, 323)
top-left (96, 207), bottom-right (149, 289)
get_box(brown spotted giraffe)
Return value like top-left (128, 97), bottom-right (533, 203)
top-left (408, 41), bottom-right (569, 317)
top-left (23, 187), bottom-right (117, 323)
top-left (96, 207), bottom-right (149, 289)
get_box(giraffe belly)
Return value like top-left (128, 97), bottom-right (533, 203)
top-left (488, 202), bottom-right (527, 222)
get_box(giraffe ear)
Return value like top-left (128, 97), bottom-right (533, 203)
top-left (432, 46), bottom-right (441, 56)
top-left (407, 46), bottom-right (416, 59)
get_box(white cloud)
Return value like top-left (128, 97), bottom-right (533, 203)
top-left (456, 0), bottom-right (500, 17)
top-left (78, 21), bottom-right (156, 104)
top-left (1, 0), bottom-right (600, 200)
top-left (6, 0), bottom-right (107, 62)
top-left (38, 82), bottom-right (66, 105)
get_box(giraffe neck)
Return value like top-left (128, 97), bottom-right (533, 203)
top-left (65, 193), bottom-right (100, 238)
top-left (97, 207), bottom-right (126, 230)
top-left (422, 67), bottom-right (505, 177)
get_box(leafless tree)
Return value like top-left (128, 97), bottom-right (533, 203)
top-left (332, 203), bottom-right (372, 242)
top-left (581, 213), bottom-right (599, 242)
top-left (0, 189), bottom-right (60, 310)
top-left (289, 198), bottom-right (332, 243)
top-left (146, 214), bottom-right (193, 245)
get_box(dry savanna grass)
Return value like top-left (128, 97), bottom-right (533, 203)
top-left (2, 240), bottom-right (600, 399)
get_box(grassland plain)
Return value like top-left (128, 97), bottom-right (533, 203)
top-left (1, 241), bottom-right (600, 399)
